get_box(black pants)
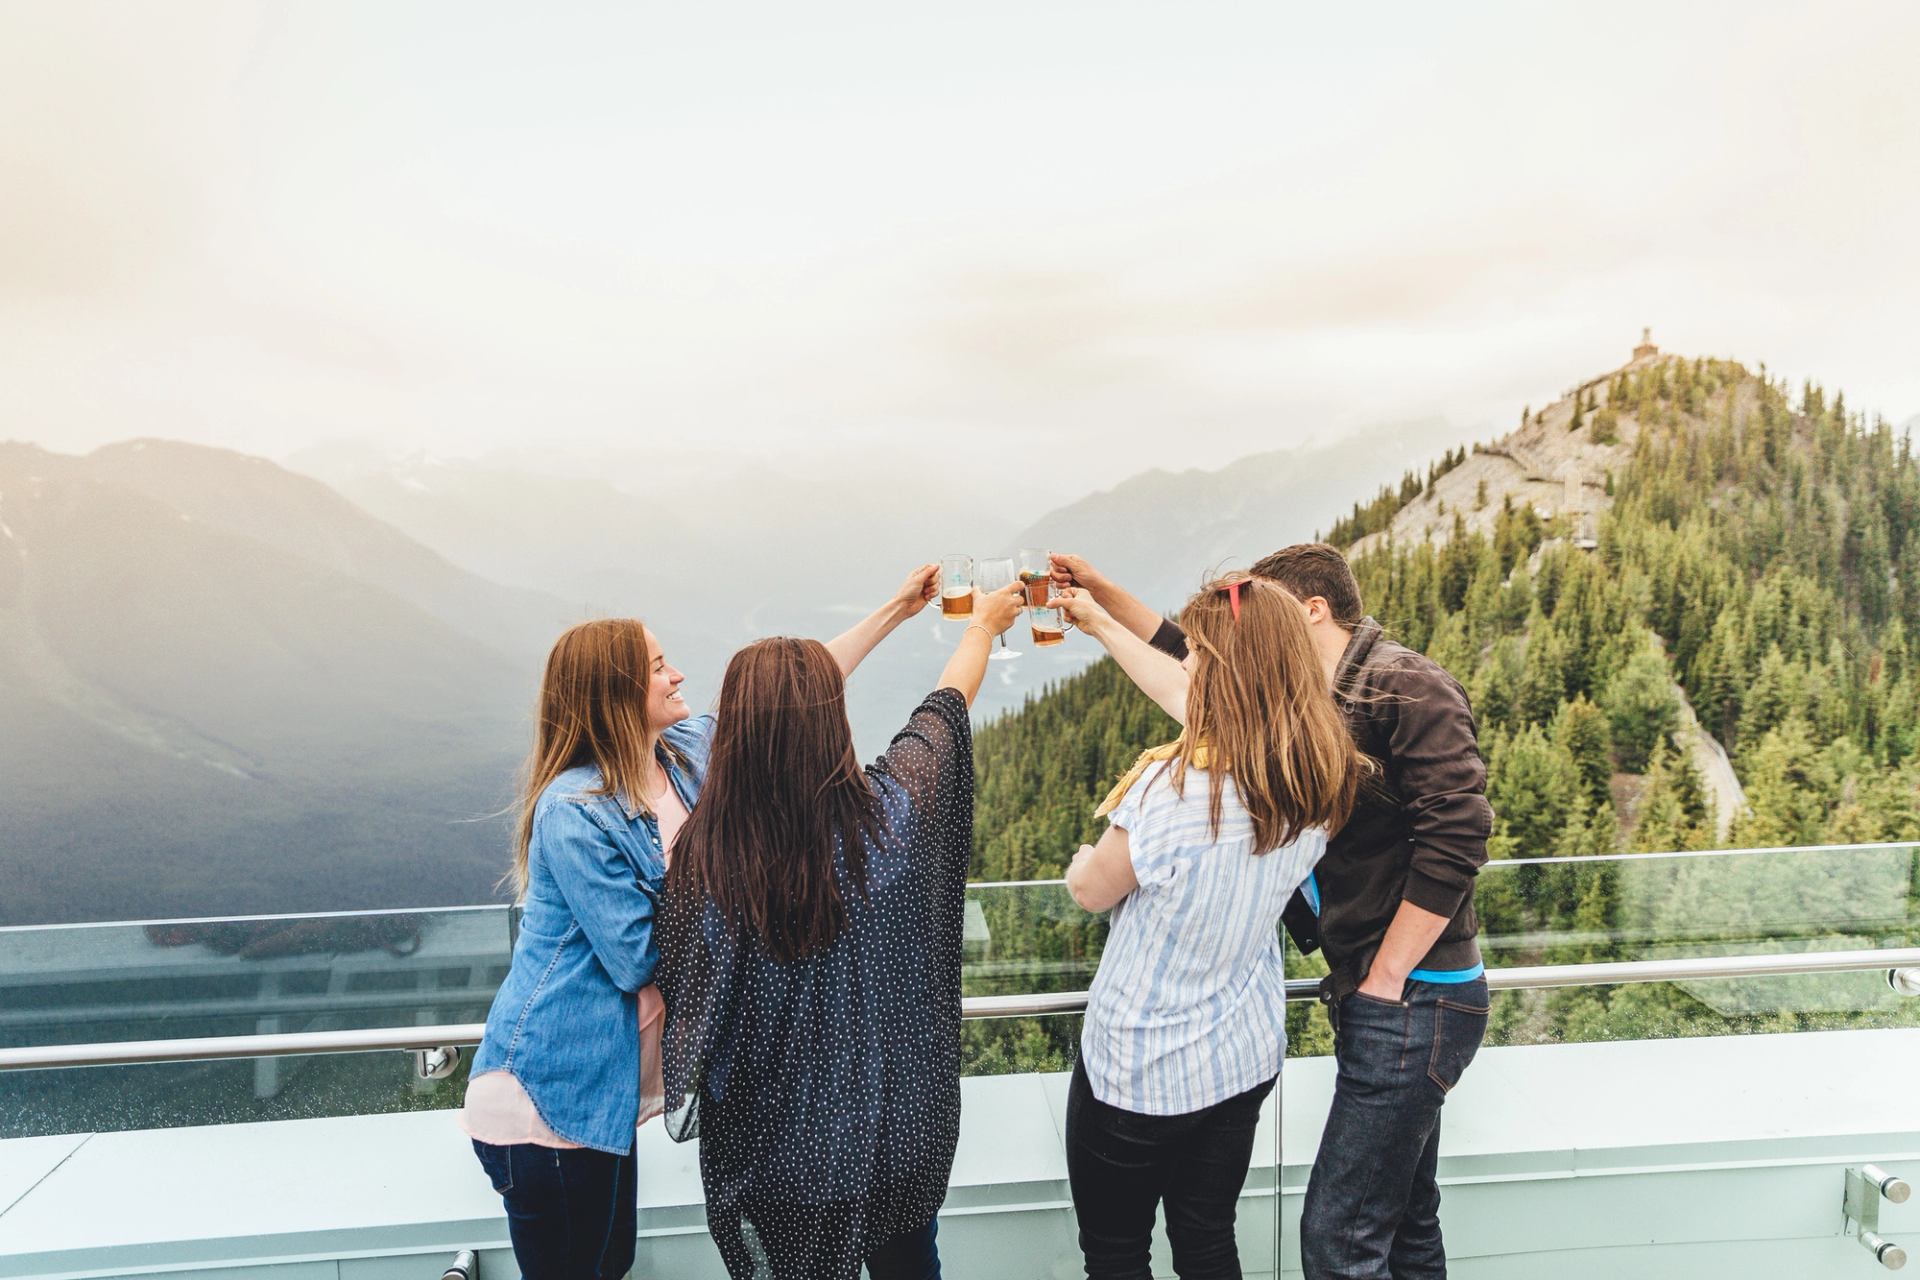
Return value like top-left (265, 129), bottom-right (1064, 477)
top-left (1065, 1057), bottom-right (1277, 1280)
top-left (1298, 978), bottom-right (1490, 1280)
top-left (472, 1139), bottom-right (636, 1280)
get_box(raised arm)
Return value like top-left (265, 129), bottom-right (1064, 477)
top-left (934, 583), bottom-right (1024, 706)
top-left (825, 563), bottom-right (938, 678)
top-left (1050, 553), bottom-right (1166, 645)
top-left (1057, 587), bottom-right (1190, 725)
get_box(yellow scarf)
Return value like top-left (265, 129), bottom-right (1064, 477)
top-left (1094, 738), bottom-right (1212, 817)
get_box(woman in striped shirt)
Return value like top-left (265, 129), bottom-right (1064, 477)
top-left (1057, 574), bottom-right (1365, 1280)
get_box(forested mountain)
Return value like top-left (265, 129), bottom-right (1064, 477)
top-left (976, 351), bottom-right (1920, 875)
top-left (964, 349), bottom-right (1920, 1067)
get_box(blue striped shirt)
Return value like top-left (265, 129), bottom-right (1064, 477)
top-left (1081, 762), bottom-right (1327, 1116)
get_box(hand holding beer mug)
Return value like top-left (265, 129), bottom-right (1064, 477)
top-left (940, 555), bottom-right (975, 620)
top-left (1036, 575), bottom-right (1082, 644)
top-left (894, 563), bottom-right (939, 616)
top-left (1053, 586), bottom-right (1113, 639)
top-left (1019, 548), bottom-right (1076, 647)
top-left (1049, 551), bottom-right (1112, 598)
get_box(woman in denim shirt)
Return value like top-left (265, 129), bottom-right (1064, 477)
top-left (464, 566), bottom-right (942, 1280)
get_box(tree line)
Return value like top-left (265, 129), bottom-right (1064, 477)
top-left (963, 355), bottom-right (1920, 1072)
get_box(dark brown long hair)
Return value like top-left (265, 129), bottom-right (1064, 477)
top-left (508, 618), bottom-right (663, 900)
top-left (665, 637), bottom-right (882, 962)
top-left (1174, 575), bottom-right (1365, 852)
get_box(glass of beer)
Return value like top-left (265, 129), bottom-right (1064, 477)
top-left (940, 555), bottom-right (975, 620)
top-left (1016, 548), bottom-right (1052, 606)
top-left (975, 557), bottom-right (1021, 659)
top-left (1030, 575), bottom-right (1069, 648)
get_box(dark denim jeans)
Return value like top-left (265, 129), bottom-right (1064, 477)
top-left (1299, 977), bottom-right (1490, 1280)
top-left (472, 1139), bottom-right (637, 1280)
top-left (865, 1218), bottom-right (942, 1280)
top-left (1065, 1057), bottom-right (1277, 1280)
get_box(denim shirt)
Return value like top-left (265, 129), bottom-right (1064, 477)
top-left (470, 714), bottom-right (714, 1154)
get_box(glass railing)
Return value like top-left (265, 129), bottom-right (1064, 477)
top-left (3, 844), bottom-right (1918, 1141)
top-left (0, 906), bottom-right (510, 1138)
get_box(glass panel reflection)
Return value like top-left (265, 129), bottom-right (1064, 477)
top-left (0, 907), bottom-right (509, 1138)
top-left (0, 844), bottom-right (1914, 1135)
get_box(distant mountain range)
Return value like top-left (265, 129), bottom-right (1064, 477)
top-left (0, 441), bottom-right (567, 924)
top-left (1008, 418), bottom-right (1461, 612)
top-left (2, 422), bottom-right (1462, 924)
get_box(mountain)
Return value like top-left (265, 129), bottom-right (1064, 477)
top-left (283, 442), bottom-right (1078, 749)
top-left (1008, 417), bottom-right (1462, 612)
top-left (975, 339), bottom-right (1920, 875)
top-left (0, 441), bottom-right (573, 924)
top-left (970, 342), bottom-right (1920, 1064)
top-left (977, 341), bottom-right (1920, 880)
top-left (286, 426), bottom-right (1472, 754)
top-left (83, 440), bottom-right (568, 657)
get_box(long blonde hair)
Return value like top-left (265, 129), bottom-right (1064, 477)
top-left (507, 618), bottom-right (663, 900)
top-left (1172, 575), bottom-right (1364, 853)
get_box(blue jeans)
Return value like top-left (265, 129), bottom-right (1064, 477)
top-left (1299, 978), bottom-right (1489, 1280)
top-left (472, 1139), bottom-right (637, 1280)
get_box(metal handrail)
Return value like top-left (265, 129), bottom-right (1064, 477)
top-left (3, 946), bottom-right (1916, 1072)
top-left (965, 839), bottom-right (1920, 888)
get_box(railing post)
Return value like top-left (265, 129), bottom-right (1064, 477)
top-left (1845, 1165), bottom-right (1911, 1270)
top-left (413, 1046), bottom-right (462, 1081)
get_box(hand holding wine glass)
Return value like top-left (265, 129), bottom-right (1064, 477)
top-left (973, 557), bottom-right (1025, 659)
top-left (972, 580), bottom-right (1025, 638)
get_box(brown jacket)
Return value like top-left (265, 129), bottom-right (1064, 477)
top-left (1148, 615), bottom-right (1492, 999)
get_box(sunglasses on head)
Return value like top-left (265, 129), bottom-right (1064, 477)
top-left (1217, 578), bottom-right (1249, 622)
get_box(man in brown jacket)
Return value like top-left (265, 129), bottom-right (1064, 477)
top-left (1052, 543), bottom-right (1493, 1280)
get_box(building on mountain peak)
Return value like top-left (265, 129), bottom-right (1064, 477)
top-left (1632, 326), bottom-right (1660, 360)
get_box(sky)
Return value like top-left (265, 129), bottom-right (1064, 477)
top-left (3, 1), bottom-right (1918, 491)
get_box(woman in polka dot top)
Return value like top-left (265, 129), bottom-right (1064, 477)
top-left (659, 578), bottom-right (1025, 1280)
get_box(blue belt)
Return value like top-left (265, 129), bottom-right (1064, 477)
top-left (1303, 873), bottom-right (1483, 984)
top-left (1407, 962), bottom-right (1485, 984)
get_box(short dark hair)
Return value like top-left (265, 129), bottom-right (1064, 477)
top-left (1249, 543), bottom-right (1364, 626)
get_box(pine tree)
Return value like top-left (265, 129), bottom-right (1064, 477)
top-left (1731, 718), bottom-right (1827, 847)
top-left (1601, 643), bottom-right (1680, 771)
top-left (1553, 695), bottom-right (1614, 808)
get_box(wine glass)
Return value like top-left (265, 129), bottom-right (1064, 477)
top-left (975, 557), bottom-right (1021, 660)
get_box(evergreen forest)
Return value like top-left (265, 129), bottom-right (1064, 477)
top-left (961, 356), bottom-right (1920, 1074)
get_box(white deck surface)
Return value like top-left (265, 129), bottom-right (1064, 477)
top-left (1, 1029), bottom-right (1917, 1276)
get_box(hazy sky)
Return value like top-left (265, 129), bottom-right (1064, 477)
top-left (3, 1), bottom-right (1917, 488)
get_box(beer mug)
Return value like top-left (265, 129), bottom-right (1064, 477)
top-left (1016, 548), bottom-right (1052, 607)
top-left (1029, 575), bottom-right (1071, 649)
top-left (940, 555), bottom-right (975, 620)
